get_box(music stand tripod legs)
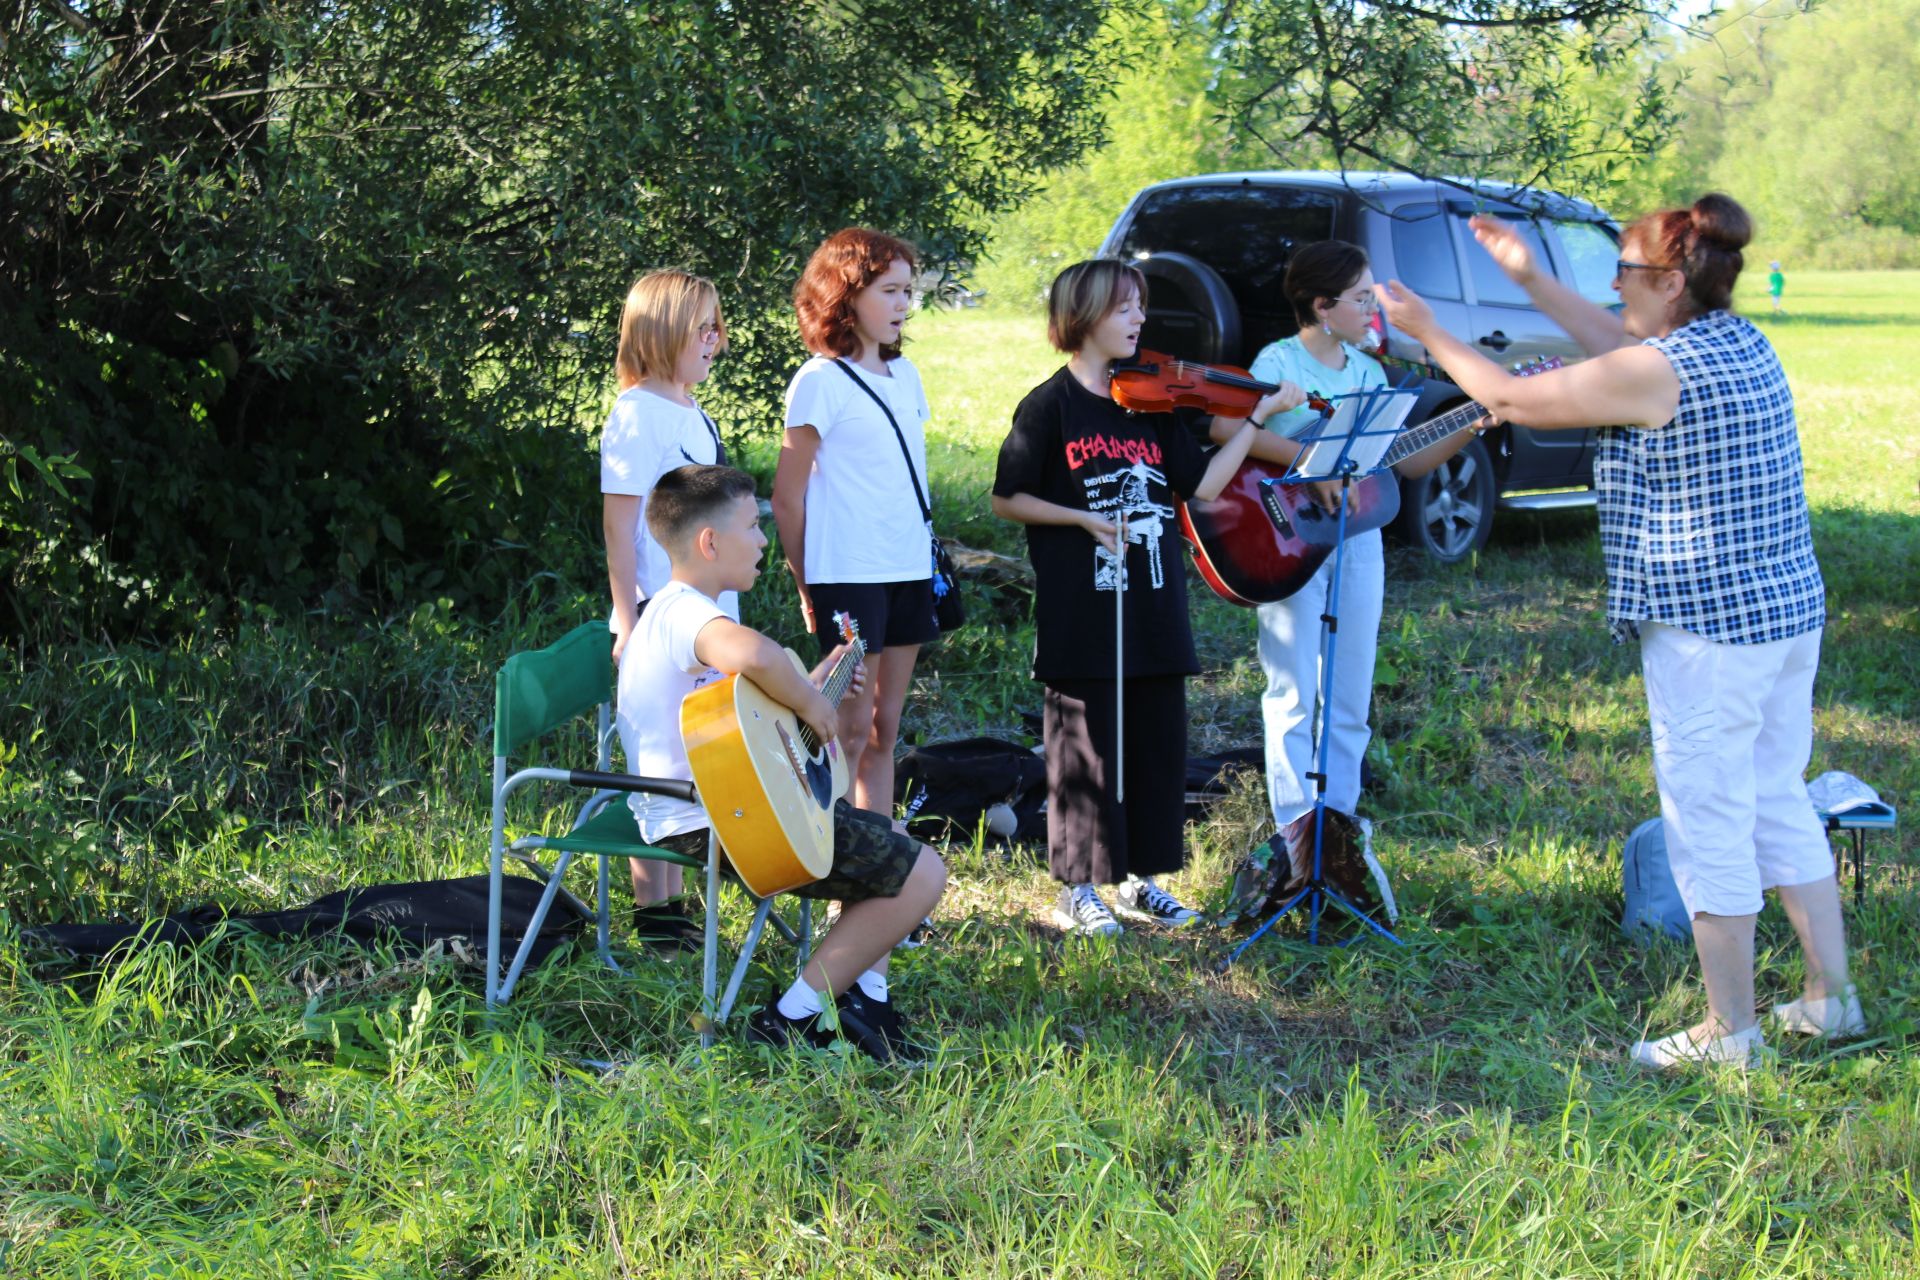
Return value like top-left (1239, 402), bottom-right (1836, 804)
top-left (1225, 387), bottom-right (1415, 967)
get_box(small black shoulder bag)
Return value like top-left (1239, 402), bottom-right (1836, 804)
top-left (830, 358), bottom-right (966, 632)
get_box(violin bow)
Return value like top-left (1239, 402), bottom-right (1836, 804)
top-left (1115, 511), bottom-right (1127, 805)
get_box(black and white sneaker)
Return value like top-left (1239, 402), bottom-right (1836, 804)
top-left (746, 1001), bottom-right (898, 1064)
top-left (1053, 884), bottom-right (1124, 936)
top-left (1114, 876), bottom-right (1200, 928)
top-left (823, 906), bottom-right (934, 951)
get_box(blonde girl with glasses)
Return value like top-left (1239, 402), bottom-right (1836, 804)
top-left (601, 268), bottom-right (731, 947)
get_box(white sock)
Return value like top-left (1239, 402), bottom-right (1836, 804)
top-left (776, 978), bottom-right (824, 1021)
top-left (855, 969), bottom-right (889, 1003)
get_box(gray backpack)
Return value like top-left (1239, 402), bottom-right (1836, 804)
top-left (1621, 818), bottom-right (1692, 941)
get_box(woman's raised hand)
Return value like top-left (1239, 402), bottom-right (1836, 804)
top-left (1468, 215), bottom-right (1539, 285)
top-left (1372, 280), bottom-right (1435, 340)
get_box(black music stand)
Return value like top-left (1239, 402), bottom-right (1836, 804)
top-left (1226, 384), bottom-right (1419, 964)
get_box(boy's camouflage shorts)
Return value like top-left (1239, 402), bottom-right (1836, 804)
top-left (650, 799), bottom-right (919, 902)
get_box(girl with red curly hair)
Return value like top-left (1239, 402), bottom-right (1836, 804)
top-left (772, 228), bottom-right (936, 818)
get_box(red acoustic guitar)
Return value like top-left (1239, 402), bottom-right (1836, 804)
top-left (1178, 359), bottom-right (1562, 606)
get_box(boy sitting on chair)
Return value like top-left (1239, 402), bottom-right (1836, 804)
top-left (616, 463), bottom-right (947, 1062)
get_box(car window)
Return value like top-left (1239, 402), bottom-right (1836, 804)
top-left (1451, 209), bottom-right (1551, 307)
top-left (1387, 203), bottom-right (1462, 301)
top-left (1119, 185), bottom-right (1338, 322)
top-left (1550, 218), bottom-right (1621, 306)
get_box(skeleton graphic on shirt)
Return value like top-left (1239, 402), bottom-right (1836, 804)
top-left (1088, 460), bottom-right (1175, 592)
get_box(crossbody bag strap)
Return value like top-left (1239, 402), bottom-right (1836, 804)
top-left (696, 408), bottom-right (727, 466)
top-left (831, 357), bottom-right (932, 524)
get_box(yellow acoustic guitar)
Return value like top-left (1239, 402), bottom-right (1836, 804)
top-left (679, 614), bottom-right (866, 897)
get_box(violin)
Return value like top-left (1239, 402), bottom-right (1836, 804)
top-left (1109, 349), bottom-right (1331, 419)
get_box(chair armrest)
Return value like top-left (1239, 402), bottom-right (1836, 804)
top-left (567, 770), bottom-right (697, 803)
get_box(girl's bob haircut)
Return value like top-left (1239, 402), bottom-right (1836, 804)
top-left (615, 269), bottom-right (724, 390)
top-left (794, 228), bottom-right (919, 359)
top-left (1283, 241), bottom-right (1369, 328)
top-left (1046, 258), bottom-right (1148, 354)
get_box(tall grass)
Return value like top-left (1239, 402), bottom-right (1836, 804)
top-left (1, 272), bottom-right (1915, 1277)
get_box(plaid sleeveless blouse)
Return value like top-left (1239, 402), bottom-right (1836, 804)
top-left (1593, 310), bottom-right (1824, 644)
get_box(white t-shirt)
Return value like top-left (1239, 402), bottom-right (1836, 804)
top-left (783, 355), bottom-right (933, 584)
top-left (615, 579), bottom-right (728, 841)
top-left (599, 386), bottom-right (737, 618)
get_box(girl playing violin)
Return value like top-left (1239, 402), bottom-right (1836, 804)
top-left (992, 258), bottom-right (1273, 935)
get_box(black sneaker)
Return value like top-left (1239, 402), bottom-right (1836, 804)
top-left (840, 987), bottom-right (927, 1064)
top-left (744, 1005), bottom-right (842, 1053)
top-left (1113, 876), bottom-right (1200, 928)
top-left (896, 916), bottom-right (936, 950)
top-left (631, 902), bottom-right (703, 953)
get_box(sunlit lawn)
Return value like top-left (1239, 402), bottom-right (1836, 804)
top-left (1, 274), bottom-right (1915, 1277)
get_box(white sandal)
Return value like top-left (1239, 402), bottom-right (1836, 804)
top-left (1628, 1022), bottom-right (1764, 1070)
top-left (1771, 984), bottom-right (1865, 1039)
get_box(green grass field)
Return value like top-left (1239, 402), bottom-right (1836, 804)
top-left (3, 272), bottom-right (1916, 1277)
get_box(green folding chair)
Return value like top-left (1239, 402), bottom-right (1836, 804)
top-left (484, 621), bottom-right (810, 1043)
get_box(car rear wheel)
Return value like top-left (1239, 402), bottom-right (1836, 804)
top-left (1136, 251), bottom-right (1241, 364)
top-left (1395, 434), bottom-right (1495, 563)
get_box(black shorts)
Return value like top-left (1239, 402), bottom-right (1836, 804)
top-left (810, 578), bottom-right (938, 657)
top-left (652, 801), bottom-right (920, 902)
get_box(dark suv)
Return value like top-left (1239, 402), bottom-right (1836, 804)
top-left (1097, 171), bottom-right (1621, 562)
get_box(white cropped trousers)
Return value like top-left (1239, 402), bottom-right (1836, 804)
top-left (1256, 529), bottom-right (1384, 825)
top-left (1640, 620), bottom-right (1832, 918)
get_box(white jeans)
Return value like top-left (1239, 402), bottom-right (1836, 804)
top-left (1640, 621), bottom-right (1831, 918)
top-left (1257, 529), bottom-right (1384, 825)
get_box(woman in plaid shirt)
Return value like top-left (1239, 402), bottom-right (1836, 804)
top-left (1375, 193), bottom-right (1859, 1070)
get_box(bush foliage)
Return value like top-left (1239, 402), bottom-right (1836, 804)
top-left (0, 0), bottom-right (1122, 637)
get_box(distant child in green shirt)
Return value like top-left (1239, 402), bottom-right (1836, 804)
top-left (1769, 261), bottom-right (1785, 314)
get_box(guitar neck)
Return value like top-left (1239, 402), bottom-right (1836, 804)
top-left (1378, 357), bottom-right (1561, 465)
top-left (1381, 399), bottom-right (1487, 467)
top-left (796, 643), bottom-right (866, 755)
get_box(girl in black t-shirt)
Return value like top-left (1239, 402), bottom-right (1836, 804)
top-left (991, 259), bottom-right (1288, 934)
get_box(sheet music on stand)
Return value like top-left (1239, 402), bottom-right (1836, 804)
top-left (1284, 385), bottom-right (1421, 483)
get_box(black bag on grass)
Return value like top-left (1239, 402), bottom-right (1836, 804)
top-left (895, 736), bottom-right (1046, 846)
top-left (1184, 748), bottom-right (1267, 819)
top-left (23, 874), bottom-right (585, 966)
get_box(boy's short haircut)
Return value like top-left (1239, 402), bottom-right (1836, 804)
top-left (1046, 258), bottom-right (1148, 354)
top-left (646, 465), bottom-right (757, 551)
